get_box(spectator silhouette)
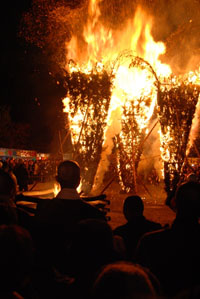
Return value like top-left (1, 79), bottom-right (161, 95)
top-left (66, 218), bottom-right (121, 299)
top-left (0, 203), bottom-right (18, 225)
top-left (14, 159), bottom-right (29, 192)
top-left (0, 168), bottom-right (17, 207)
top-left (186, 172), bottom-right (198, 183)
top-left (34, 160), bottom-right (106, 269)
top-left (0, 225), bottom-right (34, 299)
top-left (113, 195), bottom-right (162, 259)
top-left (0, 169), bottom-right (32, 231)
top-left (175, 284), bottom-right (200, 298)
top-left (91, 261), bottom-right (158, 299)
top-left (135, 181), bottom-right (200, 296)
top-left (0, 167), bottom-right (74, 299)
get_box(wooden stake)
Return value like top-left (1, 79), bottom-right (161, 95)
top-left (74, 102), bottom-right (91, 160)
top-left (132, 140), bottom-right (137, 193)
top-left (61, 130), bottom-right (70, 148)
top-left (138, 120), bottom-right (159, 151)
top-left (100, 176), bottom-right (115, 194)
top-left (58, 130), bottom-right (63, 160)
top-left (194, 140), bottom-right (200, 158)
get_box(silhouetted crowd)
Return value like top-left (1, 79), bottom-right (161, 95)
top-left (0, 157), bottom-right (61, 191)
top-left (0, 159), bottom-right (200, 299)
top-left (181, 162), bottom-right (200, 183)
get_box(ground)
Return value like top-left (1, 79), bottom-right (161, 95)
top-left (20, 179), bottom-right (176, 229)
top-left (104, 181), bottom-right (176, 229)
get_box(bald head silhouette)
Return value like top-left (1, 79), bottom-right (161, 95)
top-left (92, 261), bottom-right (156, 299)
top-left (123, 195), bottom-right (144, 221)
top-left (56, 160), bottom-right (81, 189)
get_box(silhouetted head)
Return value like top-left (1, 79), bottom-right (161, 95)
top-left (186, 172), bottom-right (198, 183)
top-left (123, 195), bottom-right (144, 221)
top-left (56, 160), bottom-right (80, 189)
top-left (0, 169), bottom-right (17, 203)
top-left (18, 159), bottom-right (23, 165)
top-left (92, 261), bottom-right (156, 299)
top-left (175, 181), bottom-right (200, 219)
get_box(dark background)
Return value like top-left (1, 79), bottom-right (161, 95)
top-left (0, 0), bottom-right (67, 153)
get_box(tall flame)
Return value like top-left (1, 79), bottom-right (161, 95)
top-left (66, 3), bottom-right (171, 74)
top-left (64, 0), bottom-right (174, 193)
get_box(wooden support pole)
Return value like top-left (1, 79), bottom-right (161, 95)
top-left (132, 142), bottom-right (137, 194)
top-left (58, 130), bottom-right (63, 160)
top-left (194, 140), bottom-right (200, 158)
top-left (74, 103), bottom-right (91, 160)
top-left (61, 130), bottom-right (70, 148)
top-left (100, 176), bottom-right (115, 194)
top-left (139, 120), bottom-right (159, 151)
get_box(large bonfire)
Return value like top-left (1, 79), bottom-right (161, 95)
top-left (60, 0), bottom-right (200, 196)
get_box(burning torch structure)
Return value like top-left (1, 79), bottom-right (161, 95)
top-left (63, 65), bottom-right (112, 194)
top-left (158, 75), bottom-right (200, 196)
top-left (61, 0), bottom-right (200, 196)
top-left (113, 54), bottom-right (159, 193)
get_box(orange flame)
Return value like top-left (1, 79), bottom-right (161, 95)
top-left (64, 0), bottom-right (174, 191)
top-left (53, 183), bottom-right (61, 197)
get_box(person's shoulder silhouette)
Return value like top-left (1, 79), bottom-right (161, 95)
top-left (135, 181), bottom-right (200, 296)
top-left (35, 160), bottom-right (106, 231)
top-left (114, 195), bottom-right (161, 258)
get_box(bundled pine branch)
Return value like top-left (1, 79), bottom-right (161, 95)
top-left (115, 102), bottom-right (146, 193)
top-left (113, 54), bottom-right (158, 193)
top-left (65, 67), bottom-right (112, 194)
top-left (157, 81), bottom-right (200, 196)
top-left (64, 51), bottom-right (200, 197)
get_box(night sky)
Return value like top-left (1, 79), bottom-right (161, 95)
top-left (0, 1), bottom-right (67, 152)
